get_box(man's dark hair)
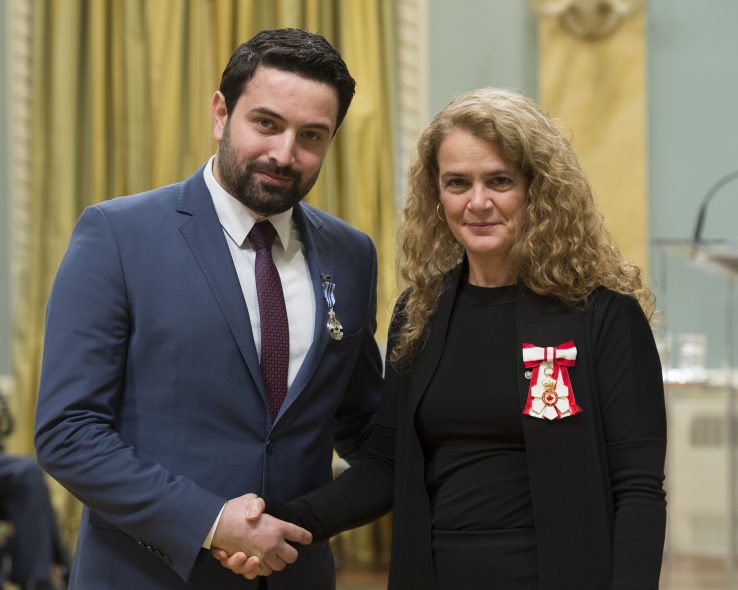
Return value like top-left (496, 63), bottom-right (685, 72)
top-left (219, 28), bottom-right (356, 132)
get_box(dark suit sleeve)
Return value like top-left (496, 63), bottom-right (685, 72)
top-left (268, 293), bottom-right (408, 540)
top-left (34, 206), bottom-right (224, 581)
top-left (594, 294), bottom-right (667, 589)
top-left (268, 400), bottom-right (395, 541)
top-left (332, 234), bottom-right (383, 463)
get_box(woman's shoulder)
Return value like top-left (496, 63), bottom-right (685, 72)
top-left (579, 288), bottom-right (653, 349)
top-left (586, 287), bottom-right (645, 318)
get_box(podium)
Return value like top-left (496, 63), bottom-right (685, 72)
top-left (653, 238), bottom-right (738, 279)
top-left (653, 238), bottom-right (738, 589)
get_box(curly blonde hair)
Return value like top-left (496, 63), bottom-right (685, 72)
top-left (392, 87), bottom-right (653, 365)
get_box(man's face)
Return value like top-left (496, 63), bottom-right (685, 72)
top-left (211, 66), bottom-right (339, 215)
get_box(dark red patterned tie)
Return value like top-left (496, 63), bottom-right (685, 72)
top-left (248, 221), bottom-right (289, 419)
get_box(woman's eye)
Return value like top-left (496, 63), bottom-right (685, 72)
top-left (490, 176), bottom-right (512, 187)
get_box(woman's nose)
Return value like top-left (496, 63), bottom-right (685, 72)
top-left (467, 183), bottom-right (493, 210)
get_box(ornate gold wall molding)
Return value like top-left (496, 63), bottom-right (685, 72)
top-left (396, 0), bottom-right (428, 202)
top-left (5, 0), bottom-right (33, 413)
top-left (530, 0), bottom-right (647, 40)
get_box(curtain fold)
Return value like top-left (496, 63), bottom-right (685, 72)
top-left (338, 1), bottom-right (396, 329)
top-left (12, 0), bottom-right (396, 554)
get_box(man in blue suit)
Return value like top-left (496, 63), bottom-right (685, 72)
top-left (1, 391), bottom-right (68, 590)
top-left (35, 28), bottom-right (383, 590)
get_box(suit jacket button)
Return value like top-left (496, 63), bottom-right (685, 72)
top-left (266, 440), bottom-right (276, 454)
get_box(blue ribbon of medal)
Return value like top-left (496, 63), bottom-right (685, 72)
top-left (320, 273), bottom-right (344, 341)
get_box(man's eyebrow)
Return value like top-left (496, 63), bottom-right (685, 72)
top-left (249, 107), bottom-right (332, 134)
top-left (250, 107), bottom-right (285, 122)
top-left (304, 122), bottom-right (332, 134)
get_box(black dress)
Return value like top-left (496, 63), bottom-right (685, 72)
top-left (267, 275), bottom-right (667, 589)
top-left (416, 282), bottom-right (537, 589)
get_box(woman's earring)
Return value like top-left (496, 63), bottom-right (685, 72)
top-left (436, 203), bottom-right (446, 222)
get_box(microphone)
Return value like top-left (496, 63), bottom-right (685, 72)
top-left (692, 169), bottom-right (738, 249)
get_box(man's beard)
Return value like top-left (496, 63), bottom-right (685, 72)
top-left (216, 122), bottom-right (320, 216)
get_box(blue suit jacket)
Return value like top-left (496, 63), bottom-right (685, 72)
top-left (35, 166), bottom-right (383, 589)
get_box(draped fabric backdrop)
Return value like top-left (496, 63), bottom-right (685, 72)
top-left (11, 0), bottom-right (396, 551)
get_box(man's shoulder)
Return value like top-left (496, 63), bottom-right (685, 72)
top-left (95, 165), bottom-right (210, 224)
top-left (94, 180), bottom-right (185, 216)
top-left (297, 202), bottom-right (370, 243)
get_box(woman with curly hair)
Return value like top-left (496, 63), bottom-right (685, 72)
top-left (216, 88), bottom-right (666, 590)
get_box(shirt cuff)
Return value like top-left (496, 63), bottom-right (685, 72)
top-left (202, 504), bottom-right (226, 549)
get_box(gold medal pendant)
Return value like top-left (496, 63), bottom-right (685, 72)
top-left (321, 273), bottom-right (344, 342)
top-left (327, 309), bottom-right (344, 341)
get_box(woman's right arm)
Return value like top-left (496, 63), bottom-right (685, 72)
top-left (212, 376), bottom-right (399, 579)
top-left (266, 294), bottom-right (411, 541)
top-left (213, 297), bottom-right (409, 578)
top-left (267, 354), bottom-right (401, 541)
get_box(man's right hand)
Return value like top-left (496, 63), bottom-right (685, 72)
top-left (211, 493), bottom-right (312, 577)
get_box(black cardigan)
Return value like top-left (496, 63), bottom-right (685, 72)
top-left (275, 265), bottom-right (666, 589)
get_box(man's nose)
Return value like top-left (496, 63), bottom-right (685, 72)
top-left (269, 133), bottom-right (297, 168)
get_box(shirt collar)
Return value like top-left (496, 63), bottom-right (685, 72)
top-left (203, 155), bottom-right (294, 249)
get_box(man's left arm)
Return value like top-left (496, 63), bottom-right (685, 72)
top-left (332, 234), bottom-right (383, 462)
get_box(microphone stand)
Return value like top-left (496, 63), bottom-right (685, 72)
top-left (690, 169), bottom-right (738, 587)
top-left (692, 169), bottom-right (738, 249)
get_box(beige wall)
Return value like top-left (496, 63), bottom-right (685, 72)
top-left (539, 16), bottom-right (648, 273)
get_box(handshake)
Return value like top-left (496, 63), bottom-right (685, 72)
top-left (210, 493), bottom-right (312, 579)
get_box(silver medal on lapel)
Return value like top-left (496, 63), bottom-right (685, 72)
top-left (320, 273), bottom-right (344, 341)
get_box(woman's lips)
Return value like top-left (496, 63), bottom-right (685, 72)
top-left (465, 221), bottom-right (500, 229)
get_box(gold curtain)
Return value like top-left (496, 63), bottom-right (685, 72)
top-left (11, 0), bottom-right (396, 553)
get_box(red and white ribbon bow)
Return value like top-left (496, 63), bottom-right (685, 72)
top-left (522, 341), bottom-right (582, 420)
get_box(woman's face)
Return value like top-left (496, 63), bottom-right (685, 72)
top-left (437, 128), bottom-right (528, 276)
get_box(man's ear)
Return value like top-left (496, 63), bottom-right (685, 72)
top-left (212, 91), bottom-right (228, 141)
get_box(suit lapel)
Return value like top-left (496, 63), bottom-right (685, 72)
top-left (273, 203), bottom-right (331, 422)
top-left (176, 167), bottom-right (266, 399)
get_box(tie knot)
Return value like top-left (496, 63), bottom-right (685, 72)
top-left (248, 221), bottom-right (277, 250)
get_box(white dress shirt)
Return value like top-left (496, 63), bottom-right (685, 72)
top-left (201, 156), bottom-right (316, 548)
top-left (204, 156), bottom-right (316, 388)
